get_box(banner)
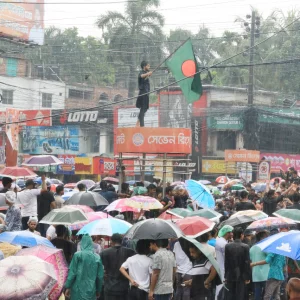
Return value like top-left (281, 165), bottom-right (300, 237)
top-left (115, 127), bottom-right (191, 154)
top-left (6, 108), bottom-right (19, 150)
top-left (93, 157), bottom-right (115, 176)
top-left (261, 153), bottom-right (300, 173)
top-left (20, 126), bottom-right (79, 155)
top-left (207, 113), bottom-right (243, 130)
top-left (116, 105), bottom-right (159, 128)
top-left (75, 157), bottom-right (93, 175)
top-left (191, 116), bottom-right (200, 177)
top-left (57, 154), bottom-right (75, 175)
top-left (19, 110), bottom-right (51, 127)
top-left (225, 149), bottom-right (260, 163)
top-left (258, 161), bottom-right (271, 181)
top-left (259, 108), bottom-right (300, 125)
top-left (202, 159), bottom-right (236, 174)
top-left (0, 0), bottom-right (45, 45)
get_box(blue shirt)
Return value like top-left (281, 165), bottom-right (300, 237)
top-left (208, 239), bottom-right (216, 247)
top-left (265, 253), bottom-right (286, 281)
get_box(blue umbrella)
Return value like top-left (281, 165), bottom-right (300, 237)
top-left (0, 231), bottom-right (54, 248)
top-left (77, 218), bottom-right (132, 236)
top-left (185, 180), bottom-right (215, 209)
top-left (256, 230), bottom-right (300, 260)
top-left (252, 183), bottom-right (267, 192)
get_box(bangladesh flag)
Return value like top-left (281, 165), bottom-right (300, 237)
top-left (165, 39), bottom-right (203, 103)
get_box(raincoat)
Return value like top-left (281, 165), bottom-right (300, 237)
top-left (65, 235), bottom-right (103, 300)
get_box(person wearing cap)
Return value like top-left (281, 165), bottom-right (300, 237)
top-left (16, 174), bottom-right (47, 230)
top-left (37, 181), bottom-right (56, 237)
top-left (5, 191), bottom-right (22, 231)
top-left (0, 177), bottom-right (13, 193)
top-left (215, 225), bottom-right (233, 299)
top-left (27, 216), bottom-right (41, 236)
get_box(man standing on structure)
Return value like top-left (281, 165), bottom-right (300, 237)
top-left (136, 61), bottom-right (152, 127)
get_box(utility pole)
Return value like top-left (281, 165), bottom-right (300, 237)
top-left (248, 10), bottom-right (255, 106)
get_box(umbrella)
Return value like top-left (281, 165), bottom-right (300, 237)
top-left (64, 191), bottom-right (109, 207)
top-left (16, 246), bottom-right (68, 300)
top-left (198, 180), bottom-right (211, 185)
top-left (252, 183), bottom-right (267, 192)
top-left (67, 205), bottom-right (94, 213)
top-left (185, 180), bottom-right (215, 209)
top-left (218, 215), bottom-right (256, 229)
top-left (215, 176), bottom-right (230, 184)
top-left (0, 166), bottom-right (37, 179)
top-left (171, 181), bottom-right (185, 186)
top-left (0, 242), bottom-right (21, 258)
top-left (69, 211), bottom-right (112, 231)
top-left (0, 231), bottom-right (54, 248)
top-left (124, 219), bottom-right (183, 240)
top-left (62, 190), bottom-right (77, 201)
top-left (22, 155), bottom-right (63, 166)
top-left (158, 211), bottom-right (183, 221)
top-left (179, 236), bottom-right (222, 280)
top-left (175, 216), bottom-right (215, 238)
top-left (78, 218), bottom-right (132, 236)
top-left (0, 255), bottom-right (57, 300)
top-left (167, 208), bottom-right (192, 218)
top-left (189, 209), bottom-right (222, 221)
top-left (125, 196), bottom-right (163, 210)
top-left (223, 179), bottom-right (242, 189)
top-left (64, 183), bottom-right (77, 189)
top-left (104, 199), bottom-right (140, 213)
top-left (231, 183), bottom-right (245, 191)
top-left (256, 230), bottom-right (300, 260)
top-left (246, 217), bottom-right (296, 231)
top-left (230, 210), bottom-right (268, 221)
top-left (76, 179), bottom-right (95, 189)
top-left (274, 209), bottom-right (300, 223)
top-left (40, 206), bottom-right (88, 225)
top-left (103, 177), bottom-right (119, 183)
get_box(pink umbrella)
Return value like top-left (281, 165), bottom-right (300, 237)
top-left (67, 205), bottom-right (94, 213)
top-left (105, 199), bottom-right (140, 213)
top-left (64, 183), bottom-right (77, 189)
top-left (103, 177), bottom-right (119, 183)
top-left (0, 166), bottom-right (37, 179)
top-left (158, 211), bottom-right (183, 221)
top-left (76, 179), bottom-right (95, 189)
top-left (216, 176), bottom-right (230, 184)
top-left (16, 245), bottom-right (68, 300)
top-left (69, 211), bottom-right (112, 230)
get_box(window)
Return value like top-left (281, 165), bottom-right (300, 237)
top-left (6, 58), bottom-right (18, 77)
top-left (69, 89), bottom-right (93, 100)
top-left (42, 93), bottom-right (52, 108)
top-left (2, 90), bottom-right (13, 105)
top-left (217, 131), bottom-right (236, 151)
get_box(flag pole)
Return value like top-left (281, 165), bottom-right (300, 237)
top-left (151, 37), bottom-right (191, 74)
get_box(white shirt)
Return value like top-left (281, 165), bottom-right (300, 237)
top-left (173, 241), bottom-right (193, 275)
top-left (121, 254), bottom-right (152, 292)
top-left (215, 237), bottom-right (227, 280)
top-left (16, 189), bottom-right (40, 217)
top-left (190, 258), bottom-right (212, 276)
top-left (46, 225), bottom-right (57, 240)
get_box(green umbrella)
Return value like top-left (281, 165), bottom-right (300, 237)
top-left (167, 208), bottom-right (192, 218)
top-left (189, 209), bottom-right (222, 222)
top-left (274, 209), bottom-right (300, 223)
top-left (231, 184), bottom-right (245, 191)
top-left (179, 236), bottom-right (222, 281)
top-left (40, 206), bottom-right (88, 225)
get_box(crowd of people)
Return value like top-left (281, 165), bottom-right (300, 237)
top-left (0, 173), bottom-right (299, 300)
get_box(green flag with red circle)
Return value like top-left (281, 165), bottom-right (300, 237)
top-left (165, 39), bottom-right (203, 103)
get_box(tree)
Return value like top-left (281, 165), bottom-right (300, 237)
top-left (97, 0), bottom-right (165, 99)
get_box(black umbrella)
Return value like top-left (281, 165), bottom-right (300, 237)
top-left (125, 219), bottom-right (183, 240)
top-left (64, 191), bottom-right (109, 207)
top-left (218, 215), bottom-right (255, 229)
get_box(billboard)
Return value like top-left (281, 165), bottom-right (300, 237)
top-left (115, 105), bottom-right (159, 128)
top-left (19, 109), bottom-right (51, 127)
top-left (6, 108), bottom-right (19, 150)
top-left (75, 157), bottom-right (93, 175)
top-left (115, 127), bottom-right (191, 154)
top-left (261, 152), bottom-right (300, 173)
top-left (0, 0), bottom-right (44, 45)
top-left (202, 159), bottom-right (236, 174)
top-left (20, 126), bottom-right (79, 155)
top-left (93, 157), bottom-right (115, 176)
top-left (225, 150), bottom-right (260, 163)
top-left (57, 154), bottom-right (76, 175)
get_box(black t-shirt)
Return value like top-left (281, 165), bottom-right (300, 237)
top-left (235, 201), bottom-right (256, 211)
top-left (0, 188), bottom-right (9, 193)
top-left (51, 238), bottom-right (76, 264)
top-left (138, 70), bottom-right (150, 92)
top-left (37, 191), bottom-right (55, 219)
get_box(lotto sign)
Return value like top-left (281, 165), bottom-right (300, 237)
top-left (258, 161), bottom-right (271, 181)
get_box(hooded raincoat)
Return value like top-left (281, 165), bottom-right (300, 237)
top-left (65, 235), bottom-right (104, 300)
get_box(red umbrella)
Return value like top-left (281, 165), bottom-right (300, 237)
top-left (175, 216), bottom-right (215, 238)
top-left (0, 166), bottom-right (37, 179)
top-left (215, 176), bottom-right (229, 184)
top-left (158, 211), bottom-right (183, 221)
top-left (64, 183), bottom-right (77, 189)
top-left (103, 177), bottom-right (119, 183)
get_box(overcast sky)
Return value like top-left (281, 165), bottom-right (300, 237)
top-left (44, 0), bottom-right (300, 38)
